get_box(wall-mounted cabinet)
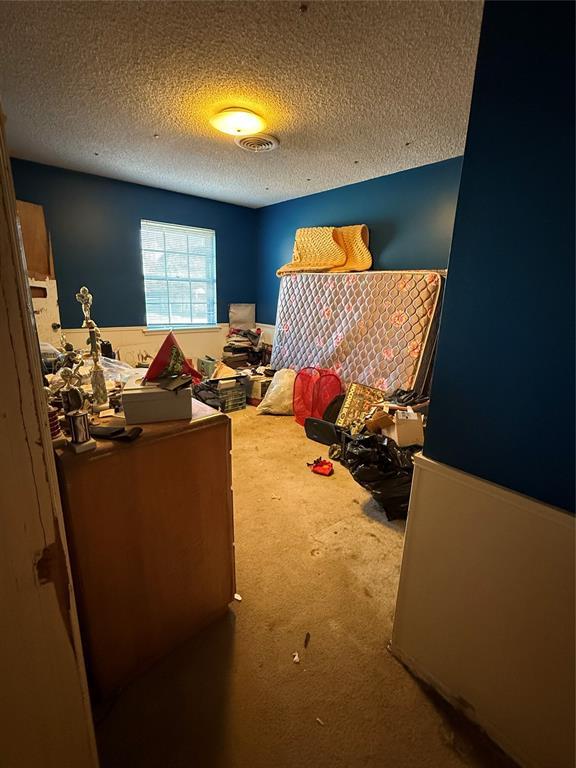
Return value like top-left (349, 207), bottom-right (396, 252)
top-left (16, 199), bottom-right (61, 343)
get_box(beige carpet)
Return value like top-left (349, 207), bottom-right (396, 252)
top-left (97, 409), bottom-right (515, 768)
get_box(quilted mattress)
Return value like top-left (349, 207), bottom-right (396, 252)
top-left (270, 271), bottom-right (444, 394)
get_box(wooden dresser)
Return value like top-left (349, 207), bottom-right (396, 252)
top-left (56, 401), bottom-right (235, 700)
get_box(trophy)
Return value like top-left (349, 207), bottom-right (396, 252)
top-left (66, 409), bottom-right (96, 454)
top-left (59, 365), bottom-right (85, 414)
top-left (75, 286), bottom-right (109, 413)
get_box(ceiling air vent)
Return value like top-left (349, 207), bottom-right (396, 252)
top-left (235, 134), bottom-right (279, 153)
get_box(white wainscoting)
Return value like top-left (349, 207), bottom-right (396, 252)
top-left (61, 325), bottom-right (229, 367)
top-left (62, 323), bottom-right (277, 366)
top-left (390, 454), bottom-right (575, 768)
top-left (257, 323), bottom-right (276, 346)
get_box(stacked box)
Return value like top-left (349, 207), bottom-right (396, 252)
top-left (217, 381), bottom-right (246, 413)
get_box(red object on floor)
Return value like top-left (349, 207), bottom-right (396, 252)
top-left (307, 457), bottom-right (334, 477)
top-left (143, 332), bottom-right (202, 384)
top-left (293, 367), bottom-right (343, 426)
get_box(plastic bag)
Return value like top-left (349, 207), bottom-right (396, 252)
top-left (40, 341), bottom-right (60, 356)
top-left (257, 368), bottom-right (297, 415)
top-left (342, 432), bottom-right (415, 520)
top-left (48, 356), bottom-right (136, 390)
top-left (99, 356), bottom-right (136, 384)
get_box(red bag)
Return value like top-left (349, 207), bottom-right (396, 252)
top-left (307, 457), bottom-right (334, 477)
top-left (293, 367), bottom-right (343, 426)
top-left (143, 332), bottom-right (202, 384)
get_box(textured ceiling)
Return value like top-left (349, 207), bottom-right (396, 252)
top-left (0, 1), bottom-right (482, 207)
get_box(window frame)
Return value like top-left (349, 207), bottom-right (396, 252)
top-left (140, 219), bottom-right (218, 330)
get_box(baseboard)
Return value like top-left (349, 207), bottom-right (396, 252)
top-left (391, 454), bottom-right (575, 768)
top-left (388, 643), bottom-right (533, 768)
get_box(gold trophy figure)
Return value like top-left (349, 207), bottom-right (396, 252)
top-left (75, 286), bottom-right (109, 413)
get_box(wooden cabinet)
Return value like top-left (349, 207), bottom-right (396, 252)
top-left (56, 403), bottom-right (235, 700)
top-left (16, 200), bottom-right (61, 343)
top-left (16, 200), bottom-right (54, 279)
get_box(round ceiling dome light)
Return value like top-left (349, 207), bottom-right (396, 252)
top-left (210, 108), bottom-right (267, 136)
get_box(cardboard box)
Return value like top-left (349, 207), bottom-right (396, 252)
top-left (381, 410), bottom-right (424, 447)
top-left (122, 374), bottom-right (194, 424)
top-left (197, 355), bottom-right (217, 379)
top-left (246, 375), bottom-right (272, 406)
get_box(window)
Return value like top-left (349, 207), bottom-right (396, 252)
top-left (140, 219), bottom-right (217, 328)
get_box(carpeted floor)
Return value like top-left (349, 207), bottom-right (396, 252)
top-left (97, 408), bottom-right (515, 768)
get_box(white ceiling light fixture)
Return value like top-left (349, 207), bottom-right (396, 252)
top-left (209, 107), bottom-right (267, 136)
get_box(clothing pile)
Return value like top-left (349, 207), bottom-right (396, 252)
top-left (191, 306), bottom-right (277, 412)
top-left (223, 327), bottom-right (262, 368)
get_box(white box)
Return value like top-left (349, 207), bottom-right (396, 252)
top-left (246, 375), bottom-right (272, 406)
top-left (382, 410), bottom-right (424, 447)
top-left (122, 374), bottom-right (194, 424)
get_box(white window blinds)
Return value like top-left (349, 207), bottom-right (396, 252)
top-left (140, 219), bottom-right (217, 328)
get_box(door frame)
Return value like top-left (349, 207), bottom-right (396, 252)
top-left (0, 107), bottom-right (98, 766)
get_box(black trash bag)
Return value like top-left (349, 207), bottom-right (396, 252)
top-left (358, 471), bottom-right (413, 519)
top-left (342, 432), bottom-right (415, 520)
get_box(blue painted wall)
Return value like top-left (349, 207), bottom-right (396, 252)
top-left (12, 156), bottom-right (462, 329)
top-left (256, 158), bottom-right (463, 324)
top-left (11, 159), bottom-right (258, 328)
top-left (425, 1), bottom-right (575, 512)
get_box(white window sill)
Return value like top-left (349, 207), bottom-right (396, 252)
top-left (143, 325), bottom-right (222, 335)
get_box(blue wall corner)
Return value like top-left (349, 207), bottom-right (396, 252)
top-left (424, 1), bottom-right (575, 512)
top-left (256, 157), bottom-right (464, 325)
top-left (11, 159), bottom-right (259, 328)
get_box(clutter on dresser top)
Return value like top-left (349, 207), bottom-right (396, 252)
top-left (39, 291), bottom-right (280, 450)
top-left (41, 285), bottom-right (134, 452)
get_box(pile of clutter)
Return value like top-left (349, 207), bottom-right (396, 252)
top-left (222, 327), bottom-right (262, 368)
top-left (116, 303), bottom-right (276, 419)
top-left (41, 290), bottom-right (279, 453)
top-left (194, 304), bottom-right (274, 413)
top-left (253, 366), bottom-right (428, 520)
top-left (42, 285), bottom-right (426, 519)
top-left (122, 329), bottom-right (274, 419)
top-left (42, 286), bottom-right (143, 454)
top-left (311, 382), bottom-right (427, 520)
top-left (195, 361), bottom-right (275, 413)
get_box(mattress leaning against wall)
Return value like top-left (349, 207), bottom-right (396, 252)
top-left (270, 271), bottom-right (445, 392)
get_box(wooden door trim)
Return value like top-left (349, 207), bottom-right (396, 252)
top-left (0, 109), bottom-right (98, 765)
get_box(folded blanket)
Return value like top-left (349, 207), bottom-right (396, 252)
top-left (277, 224), bottom-right (372, 276)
